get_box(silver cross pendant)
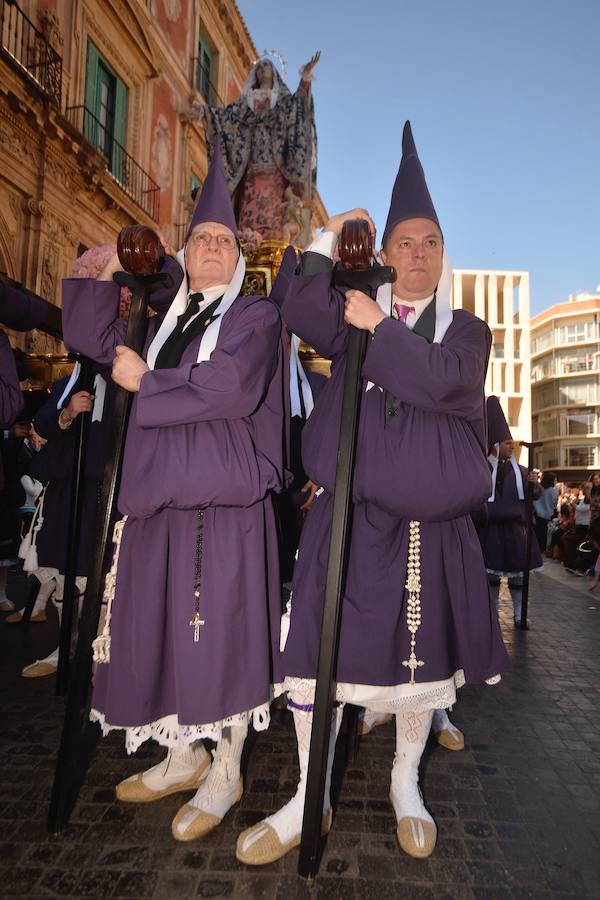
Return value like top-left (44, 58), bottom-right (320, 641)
top-left (190, 611), bottom-right (205, 642)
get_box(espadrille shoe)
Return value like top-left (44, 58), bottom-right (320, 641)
top-left (358, 712), bottom-right (393, 736)
top-left (236, 808), bottom-right (332, 865)
top-left (435, 726), bottom-right (465, 752)
top-left (6, 609), bottom-right (47, 624)
top-left (171, 777), bottom-right (243, 841)
top-left (21, 660), bottom-right (57, 678)
top-left (396, 816), bottom-right (437, 858)
top-left (116, 752), bottom-right (211, 803)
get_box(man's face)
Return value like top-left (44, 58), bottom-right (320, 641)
top-left (499, 440), bottom-right (514, 460)
top-left (185, 222), bottom-right (239, 291)
top-left (381, 218), bottom-right (443, 300)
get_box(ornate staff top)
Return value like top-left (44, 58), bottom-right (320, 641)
top-left (117, 226), bottom-right (163, 276)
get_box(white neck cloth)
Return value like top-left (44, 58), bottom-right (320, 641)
top-left (488, 445), bottom-right (525, 502)
top-left (366, 246), bottom-right (454, 392)
top-left (57, 364), bottom-right (106, 423)
top-left (289, 334), bottom-right (314, 419)
top-left (145, 248), bottom-right (246, 370)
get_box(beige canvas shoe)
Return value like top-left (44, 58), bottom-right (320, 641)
top-left (171, 777), bottom-right (243, 841)
top-left (435, 726), bottom-right (465, 751)
top-left (236, 809), bottom-right (332, 865)
top-left (358, 712), bottom-right (393, 736)
top-left (116, 752), bottom-right (211, 803)
top-left (396, 816), bottom-right (437, 858)
top-left (21, 660), bottom-right (57, 678)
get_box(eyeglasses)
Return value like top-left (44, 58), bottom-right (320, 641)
top-left (188, 231), bottom-right (237, 251)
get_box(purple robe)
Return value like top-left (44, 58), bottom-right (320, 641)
top-left (61, 272), bottom-right (286, 733)
top-left (29, 371), bottom-right (115, 577)
top-left (480, 463), bottom-right (543, 574)
top-left (0, 332), bottom-right (23, 429)
top-left (280, 270), bottom-right (509, 686)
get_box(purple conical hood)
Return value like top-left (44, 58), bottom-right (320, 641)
top-left (185, 140), bottom-right (238, 242)
top-left (486, 395), bottom-right (512, 446)
top-left (382, 121), bottom-right (440, 245)
top-left (269, 245), bottom-right (298, 309)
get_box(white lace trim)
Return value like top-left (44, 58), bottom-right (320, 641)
top-left (90, 684), bottom-right (284, 754)
top-left (486, 567), bottom-right (543, 577)
top-left (284, 669), bottom-right (500, 714)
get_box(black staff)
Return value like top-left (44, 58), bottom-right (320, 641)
top-left (517, 440), bottom-right (543, 630)
top-left (48, 226), bottom-right (173, 832)
top-left (55, 356), bottom-right (95, 695)
top-left (298, 220), bottom-right (395, 878)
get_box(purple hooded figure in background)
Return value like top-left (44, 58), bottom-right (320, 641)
top-left (479, 395), bottom-right (544, 625)
top-left (236, 121), bottom-right (509, 867)
top-left (61, 144), bottom-right (287, 845)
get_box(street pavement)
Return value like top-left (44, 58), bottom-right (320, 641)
top-left (0, 562), bottom-right (599, 899)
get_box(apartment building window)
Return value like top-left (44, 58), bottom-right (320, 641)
top-left (197, 32), bottom-right (216, 104)
top-left (540, 446), bottom-right (560, 469)
top-left (559, 380), bottom-right (595, 405)
top-left (533, 384), bottom-right (556, 411)
top-left (84, 41), bottom-right (128, 177)
top-left (564, 409), bottom-right (596, 436)
top-left (567, 446), bottom-right (595, 467)
top-left (565, 324), bottom-right (586, 343)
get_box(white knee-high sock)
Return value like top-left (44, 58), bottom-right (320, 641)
top-left (432, 708), bottom-right (459, 735)
top-left (187, 723), bottom-right (247, 817)
top-left (138, 741), bottom-right (209, 791)
top-left (32, 578), bottom-right (56, 615)
top-left (390, 708), bottom-right (434, 825)
top-left (263, 695), bottom-right (342, 845)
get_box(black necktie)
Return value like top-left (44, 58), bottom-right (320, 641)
top-left (154, 293), bottom-right (221, 370)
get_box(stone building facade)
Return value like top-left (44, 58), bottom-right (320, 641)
top-left (0, 0), bottom-right (327, 352)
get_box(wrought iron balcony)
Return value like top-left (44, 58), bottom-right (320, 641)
top-left (0, 0), bottom-right (62, 105)
top-left (65, 105), bottom-right (160, 221)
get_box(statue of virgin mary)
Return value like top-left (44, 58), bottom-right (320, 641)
top-left (193, 53), bottom-right (319, 242)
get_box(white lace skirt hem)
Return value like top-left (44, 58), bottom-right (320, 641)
top-left (284, 670), bottom-right (501, 713)
top-left (90, 683), bottom-right (284, 754)
top-left (486, 567), bottom-right (544, 577)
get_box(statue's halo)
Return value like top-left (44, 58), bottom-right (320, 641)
top-left (253, 48), bottom-right (287, 80)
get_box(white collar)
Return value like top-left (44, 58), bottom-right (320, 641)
top-left (392, 293), bottom-right (435, 325)
top-left (146, 250), bottom-right (246, 370)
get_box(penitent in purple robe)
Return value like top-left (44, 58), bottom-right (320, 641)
top-left (480, 462), bottom-right (544, 576)
top-left (61, 263), bottom-right (286, 749)
top-left (280, 270), bottom-right (509, 688)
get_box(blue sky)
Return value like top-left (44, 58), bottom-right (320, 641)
top-left (237, 0), bottom-right (599, 314)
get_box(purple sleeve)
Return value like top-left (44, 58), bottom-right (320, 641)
top-left (61, 279), bottom-right (126, 364)
top-left (0, 332), bottom-right (23, 427)
top-left (33, 376), bottom-right (70, 439)
top-left (361, 316), bottom-right (490, 419)
top-left (61, 257), bottom-right (184, 363)
top-left (281, 272), bottom-right (348, 360)
top-left (595, 555), bottom-right (600, 576)
top-left (136, 301), bottom-right (281, 428)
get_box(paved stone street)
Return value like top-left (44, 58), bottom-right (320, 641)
top-left (1, 562), bottom-right (599, 899)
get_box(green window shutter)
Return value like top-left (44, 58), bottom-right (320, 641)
top-left (198, 33), bottom-right (214, 100)
top-left (111, 76), bottom-right (128, 177)
top-left (84, 41), bottom-right (99, 144)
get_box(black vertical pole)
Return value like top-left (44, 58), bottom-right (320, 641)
top-left (47, 270), bottom-right (171, 833)
top-left (518, 440), bottom-right (542, 630)
top-left (298, 324), bottom-right (367, 878)
top-left (55, 356), bottom-right (94, 695)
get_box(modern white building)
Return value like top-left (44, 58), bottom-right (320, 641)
top-left (452, 269), bottom-right (532, 451)
top-left (530, 291), bottom-right (600, 481)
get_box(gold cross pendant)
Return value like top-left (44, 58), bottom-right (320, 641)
top-left (190, 611), bottom-right (205, 642)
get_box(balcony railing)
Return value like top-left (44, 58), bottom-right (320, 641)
top-left (1, 0), bottom-right (62, 105)
top-left (65, 106), bottom-right (160, 221)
